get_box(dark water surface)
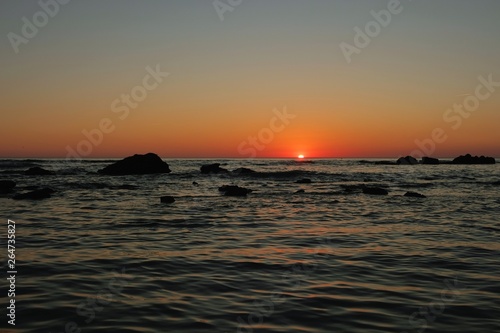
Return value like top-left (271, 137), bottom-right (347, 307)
top-left (1, 159), bottom-right (499, 333)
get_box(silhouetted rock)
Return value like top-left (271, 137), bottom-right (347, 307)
top-left (98, 153), bottom-right (171, 175)
top-left (25, 167), bottom-right (54, 175)
top-left (422, 157), bottom-right (439, 165)
top-left (232, 167), bottom-right (256, 175)
top-left (362, 186), bottom-right (388, 195)
top-left (404, 191), bottom-right (426, 198)
top-left (296, 178), bottom-right (312, 184)
top-left (13, 188), bottom-right (55, 200)
top-left (294, 189), bottom-right (305, 194)
top-left (200, 163), bottom-right (228, 174)
top-left (397, 156), bottom-right (418, 165)
top-left (0, 180), bottom-right (16, 194)
top-left (160, 196), bottom-right (175, 203)
top-left (219, 185), bottom-right (252, 197)
top-left (452, 154), bottom-right (495, 165)
top-left (192, 181), bottom-right (199, 186)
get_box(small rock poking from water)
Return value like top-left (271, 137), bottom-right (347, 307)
top-left (160, 196), bottom-right (175, 204)
top-left (362, 186), bottom-right (389, 195)
top-left (13, 188), bottom-right (55, 200)
top-left (404, 191), bottom-right (427, 198)
top-left (219, 185), bottom-right (252, 197)
top-left (0, 180), bottom-right (16, 193)
top-left (200, 163), bottom-right (228, 174)
top-left (98, 153), bottom-right (171, 175)
top-left (296, 178), bottom-right (312, 184)
top-left (25, 167), bottom-right (55, 175)
top-left (294, 189), bottom-right (305, 194)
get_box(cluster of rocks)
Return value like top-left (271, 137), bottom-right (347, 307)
top-left (396, 154), bottom-right (495, 165)
top-left (11, 151), bottom-right (494, 202)
top-left (451, 154), bottom-right (496, 165)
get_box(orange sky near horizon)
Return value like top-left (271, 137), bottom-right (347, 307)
top-left (1, 1), bottom-right (499, 159)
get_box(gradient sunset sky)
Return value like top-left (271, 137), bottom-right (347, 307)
top-left (1, 0), bottom-right (499, 158)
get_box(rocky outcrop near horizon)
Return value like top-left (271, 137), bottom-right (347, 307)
top-left (452, 154), bottom-right (496, 165)
top-left (98, 153), bottom-right (171, 175)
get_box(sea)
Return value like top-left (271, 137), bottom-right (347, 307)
top-left (0, 158), bottom-right (499, 333)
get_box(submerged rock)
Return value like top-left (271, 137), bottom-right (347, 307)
top-left (13, 188), bottom-right (55, 200)
top-left (25, 167), bottom-right (54, 175)
top-left (362, 186), bottom-right (389, 195)
top-left (160, 196), bottom-right (175, 204)
top-left (452, 154), bottom-right (495, 165)
top-left (200, 163), bottom-right (228, 174)
top-left (397, 156), bottom-right (418, 165)
top-left (404, 191), bottom-right (426, 198)
top-left (294, 189), bottom-right (305, 194)
top-left (98, 153), bottom-right (171, 175)
top-left (422, 157), bottom-right (439, 165)
top-left (340, 184), bottom-right (364, 193)
top-left (218, 185), bottom-right (252, 197)
top-left (0, 180), bottom-right (16, 193)
top-left (296, 178), bottom-right (312, 184)
top-left (232, 167), bottom-right (256, 175)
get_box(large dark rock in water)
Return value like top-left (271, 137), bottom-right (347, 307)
top-left (13, 188), bottom-right (55, 200)
top-left (25, 167), bottom-right (54, 175)
top-left (0, 180), bottom-right (16, 193)
top-left (362, 186), bottom-right (388, 195)
top-left (218, 185), bottom-right (252, 197)
top-left (160, 196), bottom-right (175, 204)
top-left (296, 178), bottom-right (312, 184)
top-left (404, 191), bottom-right (426, 198)
top-left (200, 163), bottom-right (228, 174)
top-left (98, 153), bottom-right (171, 175)
top-left (422, 157), bottom-right (439, 165)
top-left (397, 156), bottom-right (418, 165)
top-left (452, 154), bottom-right (495, 165)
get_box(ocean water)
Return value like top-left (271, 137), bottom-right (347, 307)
top-left (1, 158), bottom-right (499, 333)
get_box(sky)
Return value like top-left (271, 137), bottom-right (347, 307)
top-left (1, 0), bottom-right (499, 158)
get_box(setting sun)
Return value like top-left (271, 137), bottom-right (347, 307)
top-left (298, 154), bottom-right (305, 159)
